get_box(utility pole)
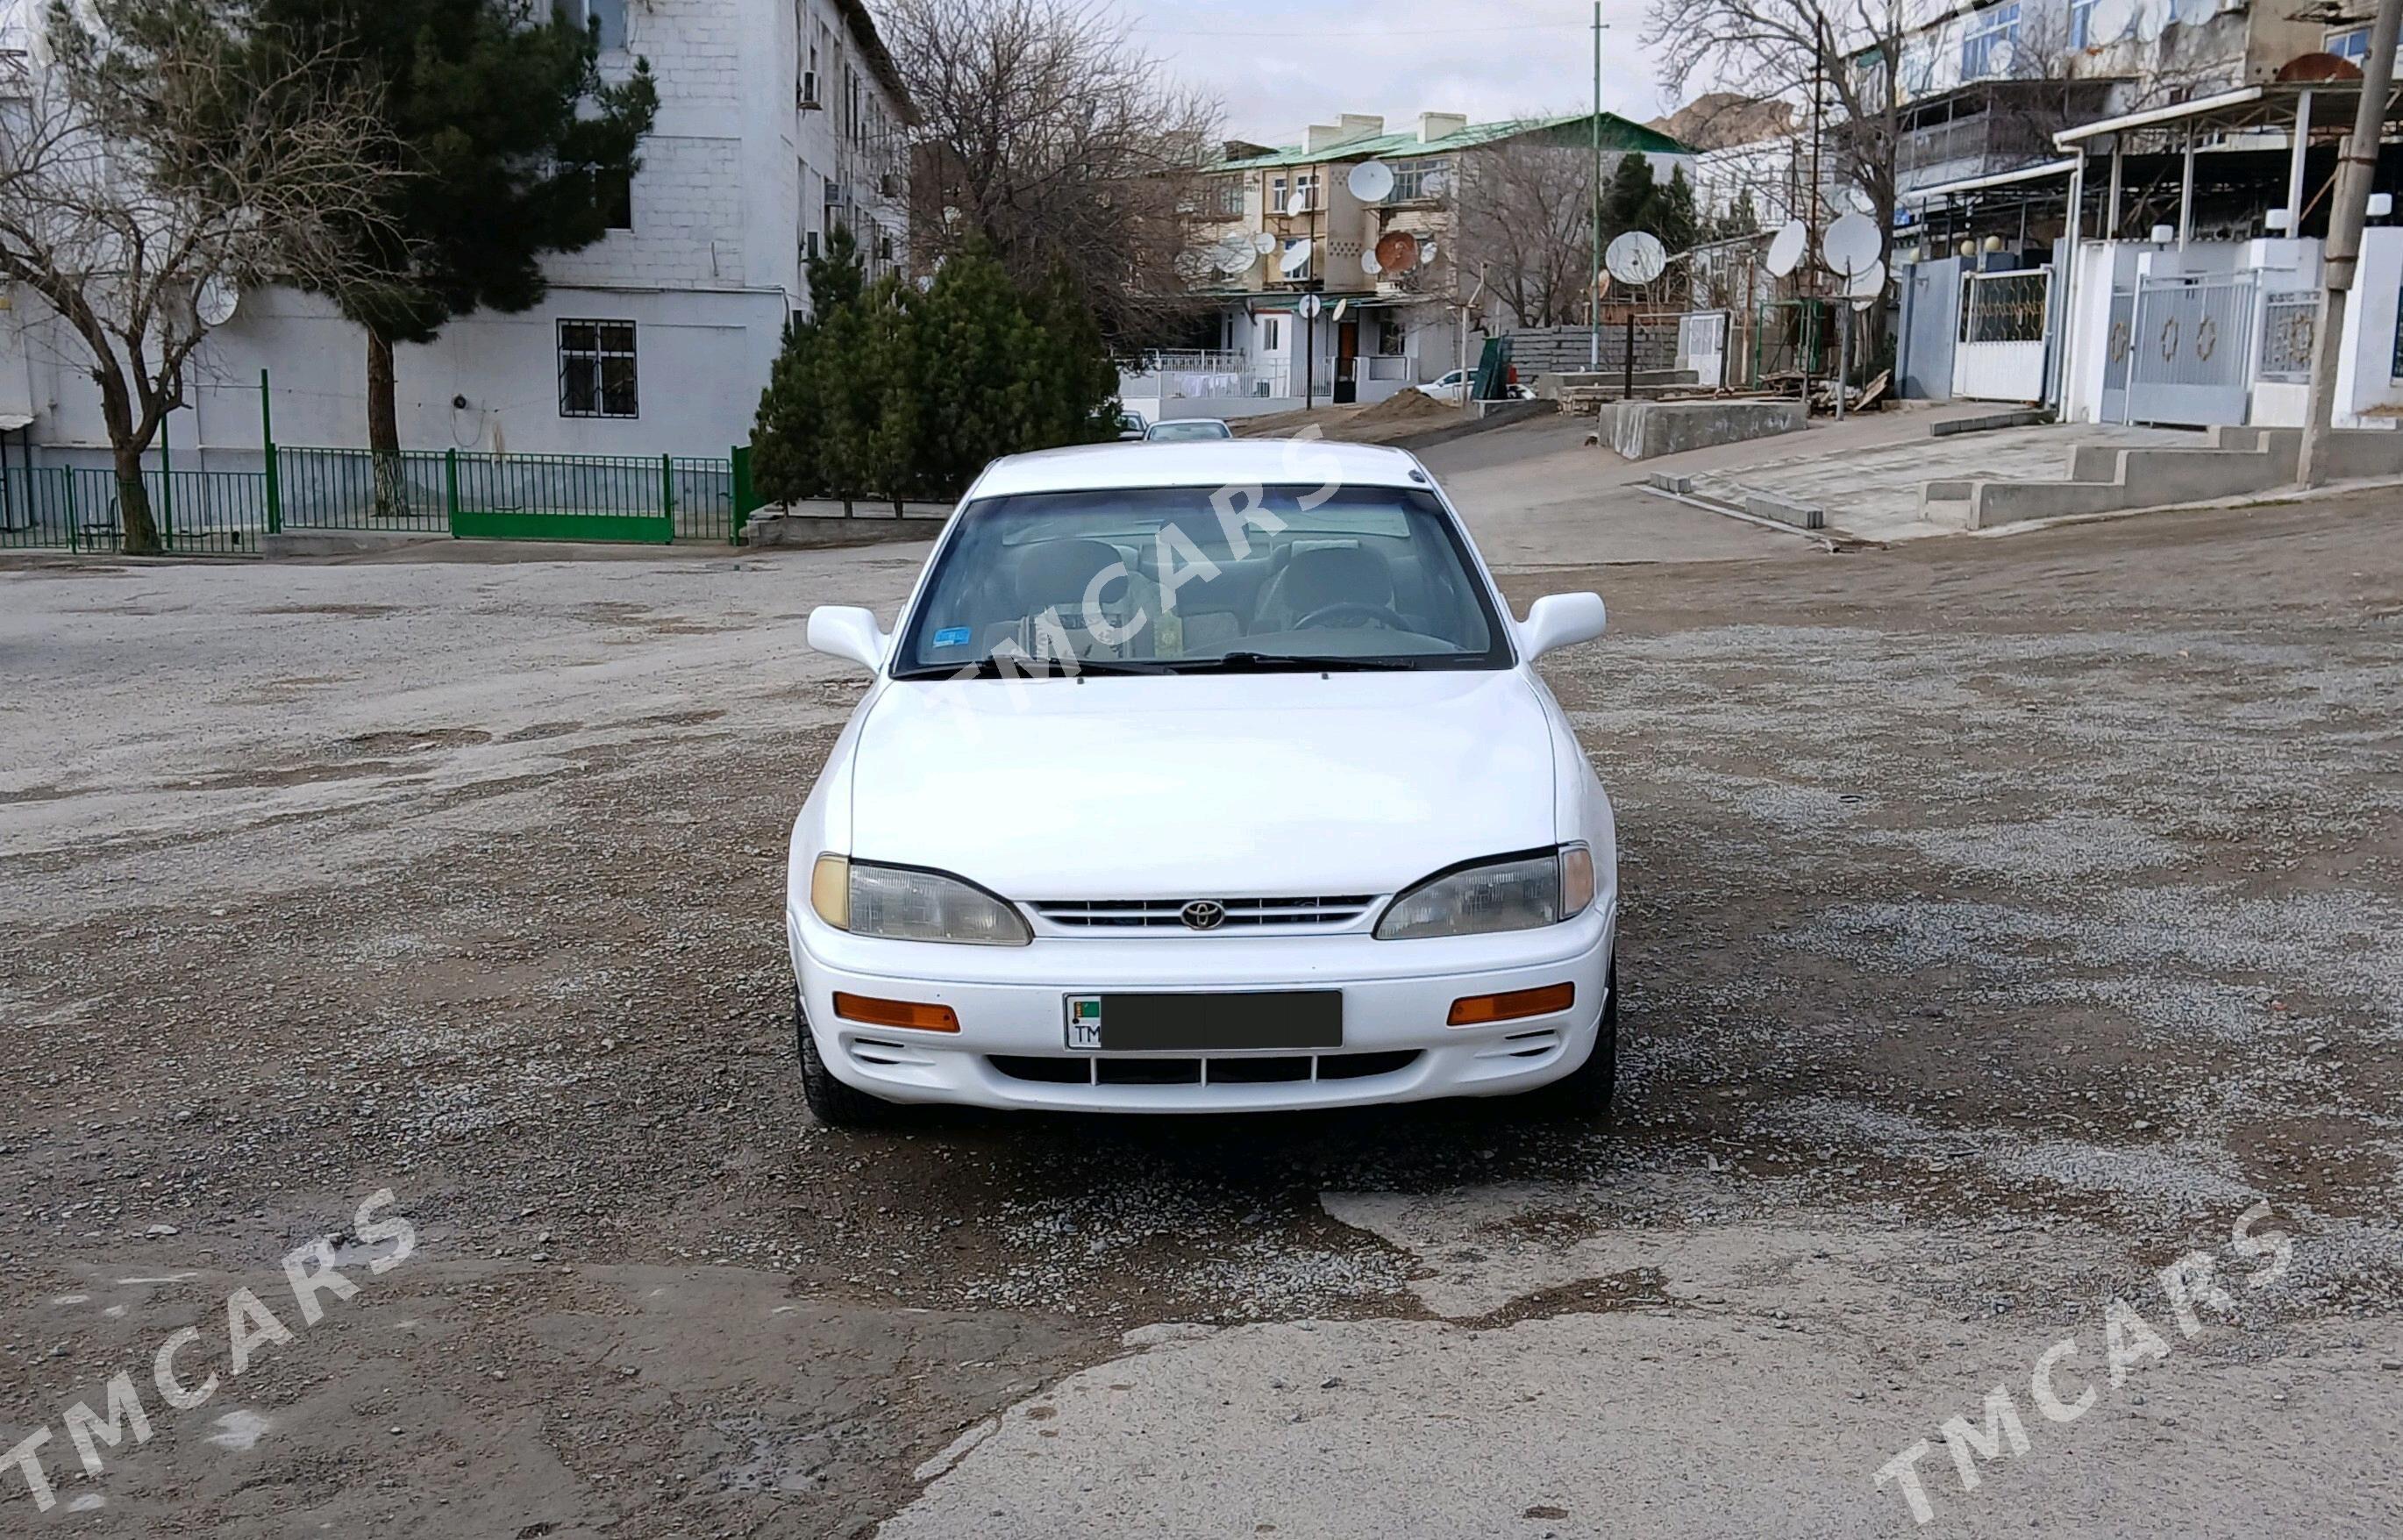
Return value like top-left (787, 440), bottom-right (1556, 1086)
top-left (2300, 0), bottom-right (2401, 485)
top-left (1589, 4), bottom-right (1604, 373)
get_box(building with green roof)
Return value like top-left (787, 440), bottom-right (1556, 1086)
top-left (1123, 110), bottom-right (1696, 424)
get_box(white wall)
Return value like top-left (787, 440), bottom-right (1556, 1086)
top-left (3, 284), bottom-right (786, 467)
top-left (0, 0), bottom-right (913, 464)
top-left (2335, 227), bottom-right (2403, 427)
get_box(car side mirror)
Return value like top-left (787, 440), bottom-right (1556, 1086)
top-left (808, 605), bottom-right (888, 674)
top-left (1517, 593), bottom-right (1607, 660)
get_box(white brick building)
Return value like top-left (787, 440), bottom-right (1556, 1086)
top-left (0, 0), bottom-right (915, 467)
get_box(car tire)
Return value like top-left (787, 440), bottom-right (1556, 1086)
top-left (1527, 959), bottom-right (1617, 1119)
top-left (795, 985), bottom-right (903, 1129)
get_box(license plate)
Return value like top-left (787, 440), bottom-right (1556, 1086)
top-left (1064, 991), bottom-right (1343, 1052)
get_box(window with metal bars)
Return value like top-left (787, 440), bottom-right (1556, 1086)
top-left (558, 320), bottom-right (638, 418)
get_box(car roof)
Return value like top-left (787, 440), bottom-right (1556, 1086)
top-left (967, 439), bottom-right (1431, 499)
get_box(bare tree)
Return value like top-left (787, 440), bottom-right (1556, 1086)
top-left (881, 0), bottom-right (1221, 343)
top-left (1450, 134), bottom-right (1600, 329)
top-left (0, 1), bottom-right (403, 553)
top-left (1644, 0), bottom-right (1907, 299)
top-left (1646, 0), bottom-right (2100, 353)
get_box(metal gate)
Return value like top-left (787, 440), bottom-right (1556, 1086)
top-left (2100, 286), bottom-right (2136, 423)
top-left (1899, 257), bottom-right (1964, 400)
top-left (1951, 267), bottom-right (2052, 401)
top-left (2126, 274), bottom-right (2257, 426)
top-left (1678, 310), bottom-right (1729, 389)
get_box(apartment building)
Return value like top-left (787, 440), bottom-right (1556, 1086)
top-left (0, 0), bottom-right (916, 466)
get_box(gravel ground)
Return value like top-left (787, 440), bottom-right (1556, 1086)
top-left (1, 486), bottom-right (2399, 1536)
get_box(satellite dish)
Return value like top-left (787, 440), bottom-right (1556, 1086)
top-left (1604, 230), bottom-right (1667, 286)
top-left (2089, 0), bottom-right (2135, 43)
top-left (1216, 239), bottom-right (1256, 276)
top-left (1822, 211), bottom-right (1881, 277)
top-left (1844, 257), bottom-right (1887, 299)
top-left (1297, 294), bottom-right (1323, 320)
top-left (1285, 190), bottom-right (1313, 217)
top-left (1848, 186), bottom-right (1877, 216)
top-left (2135, 0), bottom-right (2163, 43)
top-left (1422, 168), bottom-right (1448, 198)
top-left (1347, 160), bottom-right (1395, 203)
top-left (1359, 248), bottom-right (1384, 275)
top-left (1419, 238), bottom-right (1439, 266)
top-left (1280, 238), bottom-right (1315, 276)
top-left (1331, 298), bottom-right (1350, 322)
top-left (1251, 231), bottom-right (1278, 255)
top-left (1373, 229), bottom-right (1420, 274)
top-left (1765, 220), bottom-right (1808, 277)
top-left (196, 278), bottom-right (239, 327)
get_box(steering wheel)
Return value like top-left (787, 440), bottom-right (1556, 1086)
top-left (1293, 601), bottom-right (1409, 631)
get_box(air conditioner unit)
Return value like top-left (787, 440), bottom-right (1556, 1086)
top-left (798, 71), bottom-right (821, 110)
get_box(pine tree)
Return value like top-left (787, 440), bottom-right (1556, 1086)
top-left (1653, 168), bottom-right (1701, 253)
top-left (911, 245), bottom-right (1041, 495)
top-left (253, 0), bottom-right (658, 458)
top-left (1710, 189), bottom-right (1763, 245)
top-left (1023, 265), bottom-right (1126, 448)
top-left (856, 274), bottom-right (922, 513)
top-left (753, 232), bottom-right (1129, 508)
top-left (752, 225), bottom-right (870, 506)
top-left (1601, 152), bottom-right (1658, 244)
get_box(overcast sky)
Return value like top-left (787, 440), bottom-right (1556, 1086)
top-left (1113, 0), bottom-right (1671, 146)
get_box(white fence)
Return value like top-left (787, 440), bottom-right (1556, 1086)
top-left (1952, 268), bottom-right (2051, 402)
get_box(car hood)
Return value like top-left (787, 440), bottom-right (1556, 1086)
top-left (843, 670), bottom-right (1558, 899)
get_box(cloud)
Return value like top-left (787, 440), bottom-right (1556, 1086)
top-left (1115, 0), bottom-right (1668, 145)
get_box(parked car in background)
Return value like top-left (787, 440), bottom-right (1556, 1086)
top-left (1114, 412), bottom-right (1148, 442)
top-left (1419, 369), bottom-right (1535, 405)
top-left (1144, 418), bottom-right (1237, 443)
top-left (789, 440), bottom-right (1619, 1125)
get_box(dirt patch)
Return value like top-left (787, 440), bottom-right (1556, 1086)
top-left (1233, 388), bottom-right (1466, 444)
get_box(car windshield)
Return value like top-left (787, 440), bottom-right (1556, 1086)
top-left (892, 484), bottom-right (1509, 677)
top-left (1146, 421), bottom-right (1232, 442)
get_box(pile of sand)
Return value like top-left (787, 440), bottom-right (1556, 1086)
top-left (1231, 387), bottom-right (1465, 444)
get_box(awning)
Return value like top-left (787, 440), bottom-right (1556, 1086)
top-left (2051, 82), bottom-right (2392, 150)
top-left (1238, 290), bottom-right (1380, 310)
top-left (1903, 158), bottom-right (2079, 205)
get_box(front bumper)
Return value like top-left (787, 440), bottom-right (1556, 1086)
top-left (787, 901), bottom-right (1616, 1113)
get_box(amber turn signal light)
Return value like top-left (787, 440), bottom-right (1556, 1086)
top-left (832, 992), bottom-right (960, 1032)
top-left (1447, 981), bottom-right (1575, 1027)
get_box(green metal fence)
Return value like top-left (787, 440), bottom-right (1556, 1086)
top-left (275, 447), bottom-right (451, 532)
top-left (2, 444), bottom-right (766, 557)
top-left (0, 467), bottom-right (272, 555)
top-left (277, 446), bottom-right (758, 545)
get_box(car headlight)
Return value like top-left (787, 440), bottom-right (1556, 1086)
top-left (1374, 845), bottom-right (1594, 940)
top-left (809, 855), bottom-right (1031, 946)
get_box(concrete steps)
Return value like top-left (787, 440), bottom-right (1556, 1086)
top-left (1922, 424), bottom-right (2403, 528)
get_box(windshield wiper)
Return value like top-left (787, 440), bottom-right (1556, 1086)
top-left (890, 657), bottom-right (1162, 681)
top-left (1159, 651), bottom-right (1422, 674)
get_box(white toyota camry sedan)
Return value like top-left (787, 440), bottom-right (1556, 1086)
top-left (787, 439), bottom-right (1617, 1124)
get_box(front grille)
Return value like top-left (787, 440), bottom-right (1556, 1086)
top-left (988, 1050), bottom-right (1422, 1087)
top-left (1030, 895), bottom-right (1377, 932)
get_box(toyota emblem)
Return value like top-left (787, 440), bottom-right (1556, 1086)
top-left (1180, 900), bottom-right (1227, 931)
